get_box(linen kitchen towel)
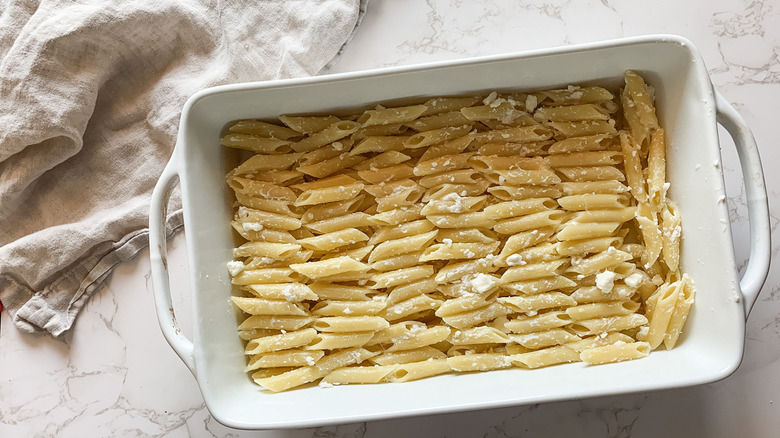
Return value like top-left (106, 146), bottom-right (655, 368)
top-left (0, 0), bottom-right (368, 336)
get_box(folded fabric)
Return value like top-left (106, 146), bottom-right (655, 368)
top-left (0, 0), bottom-right (368, 336)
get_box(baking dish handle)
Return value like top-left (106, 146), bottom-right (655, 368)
top-left (149, 151), bottom-right (196, 374)
top-left (715, 91), bottom-right (771, 318)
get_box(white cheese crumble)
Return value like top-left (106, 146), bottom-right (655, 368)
top-left (525, 95), bottom-right (537, 112)
top-left (470, 273), bottom-right (498, 293)
top-left (483, 91), bottom-right (499, 106)
top-left (242, 222), bottom-right (264, 232)
top-left (256, 257), bottom-right (276, 265)
top-left (624, 272), bottom-right (644, 288)
top-left (440, 192), bottom-right (467, 213)
top-left (595, 270), bottom-right (617, 293)
top-left (281, 284), bottom-right (298, 302)
top-left (506, 254), bottom-right (526, 266)
top-left (226, 261), bottom-right (245, 276)
top-left (442, 238), bottom-right (453, 247)
top-left (670, 225), bottom-right (682, 241)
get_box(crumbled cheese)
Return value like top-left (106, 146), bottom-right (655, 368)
top-left (332, 141), bottom-right (344, 151)
top-left (624, 272), bottom-right (643, 288)
top-left (409, 324), bottom-right (425, 335)
top-left (670, 225), bottom-right (682, 241)
top-left (499, 109), bottom-right (521, 124)
top-left (470, 273), bottom-right (498, 293)
top-left (595, 270), bottom-right (617, 293)
top-left (527, 310), bottom-right (538, 317)
top-left (490, 98), bottom-right (505, 109)
top-left (343, 307), bottom-right (352, 314)
top-left (483, 91), bottom-right (499, 106)
top-left (318, 380), bottom-right (334, 388)
top-left (506, 254), bottom-right (526, 266)
top-left (281, 284), bottom-right (298, 302)
top-left (226, 261), bottom-right (245, 276)
top-left (256, 257), bottom-right (276, 265)
top-left (242, 222), bottom-right (264, 232)
top-left (442, 238), bottom-right (453, 247)
top-left (464, 250), bottom-right (476, 258)
top-left (441, 192), bottom-right (467, 213)
top-left (525, 95), bottom-right (538, 112)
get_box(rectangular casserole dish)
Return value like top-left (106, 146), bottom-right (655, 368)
top-left (149, 35), bottom-right (770, 429)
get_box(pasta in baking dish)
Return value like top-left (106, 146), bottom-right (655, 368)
top-left (222, 70), bottom-right (695, 392)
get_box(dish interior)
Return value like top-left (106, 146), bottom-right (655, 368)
top-left (175, 37), bottom-right (744, 429)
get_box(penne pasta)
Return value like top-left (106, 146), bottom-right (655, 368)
top-left (224, 71), bottom-right (695, 391)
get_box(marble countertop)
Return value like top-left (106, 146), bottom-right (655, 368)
top-left (2, 0), bottom-right (779, 436)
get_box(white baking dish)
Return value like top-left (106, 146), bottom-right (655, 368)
top-left (149, 35), bottom-right (771, 429)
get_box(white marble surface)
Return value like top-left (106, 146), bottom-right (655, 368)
top-left (2, 0), bottom-right (779, 436)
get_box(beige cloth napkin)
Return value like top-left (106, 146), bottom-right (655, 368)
top-left (0, 0), bottom-right (368, 336)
